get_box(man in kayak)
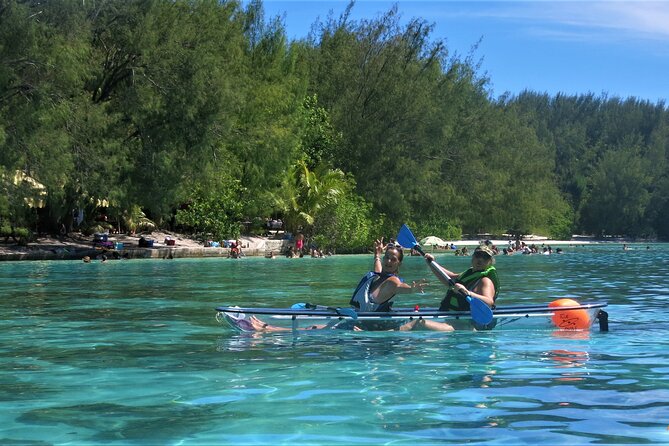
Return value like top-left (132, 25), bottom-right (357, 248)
top-left (241, 238), bottom-right (427, 331)
top-left (399, 245), bottom-right (499, 331)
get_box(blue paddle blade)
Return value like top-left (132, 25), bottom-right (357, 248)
top-left (397, 224), bottom-right (418, 249)
top-left (291, 303), bottom-right (307, 309)
top-left (336, 307), bottom-right (358, 319)
top-left (397, 224), bottom-right (425, 255)
top-left (467, 296), bottom-right (494, 325)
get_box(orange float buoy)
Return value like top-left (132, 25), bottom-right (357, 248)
top-left (549, 299), bottom-right (591, 330)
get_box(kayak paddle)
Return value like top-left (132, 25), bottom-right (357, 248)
top-left (291, 302), bottom-right (358, 319)
top-left (397, 223), bottom-right (425, 255)
top-left (396, 224), bottom-right (494, 326)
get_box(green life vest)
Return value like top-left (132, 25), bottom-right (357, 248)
top-left (439, 265), bottom-right (500, 311)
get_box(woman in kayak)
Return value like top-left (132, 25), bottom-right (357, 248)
top-left (399, 245), bottom-right (499, 332)
top-left (349, 238), bottom-right (428, 311)
top-left (242, 238), bottom-right (427, 331)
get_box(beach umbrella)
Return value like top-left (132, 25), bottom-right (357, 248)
top-left (419, 236), bottom-right (446, 246)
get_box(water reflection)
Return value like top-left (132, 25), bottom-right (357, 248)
top-left (542, 348), bottom-right (590, 382)
top-left (551, 329), bottom-right (591, 341)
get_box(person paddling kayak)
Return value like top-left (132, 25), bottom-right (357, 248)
top-left (400, 245), bottom-right (499, 332)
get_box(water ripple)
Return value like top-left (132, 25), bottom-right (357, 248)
top-left (2, 246), bottom-right (669, 444)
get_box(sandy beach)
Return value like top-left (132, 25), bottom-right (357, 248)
top-left (0, 231), bottom-right (282, 261)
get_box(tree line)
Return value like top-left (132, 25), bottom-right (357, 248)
top-left (1, 0), bottom-right (667, 251)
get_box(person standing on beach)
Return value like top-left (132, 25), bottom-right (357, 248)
top-left (295, 232), bottom-right (305, 254)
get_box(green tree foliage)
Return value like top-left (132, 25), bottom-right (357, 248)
top-left (229, 0), bottom-right (309, 217)
top-left (1, 0), bottom-right (668, 247)
top-left (302, 4), bottom-right (573, 239)
top-left (649, 176), bottom-right (669, 239)
top-left (312, 192), bottom-right (376, 253)
top-left (93, 0), bottom-right (251, 221)
top-left (299, 94), bottom-right (343, 169)
top-left (305, 5), bottom-right (485, 225)
top-left (579, 146), bottom-right (653, 237)
top-left (268, 160), bottom-right (347, 234)
top-left (471, 103), bottom-right (572, 238)
top-left (505, 92), bottom-right (668, 238)
top-left (175, 175), bottom-right (244, 241)
top-left (0, 1), bottom-right (113, 232)
top-left (0, 170), bottom-right (43, 233)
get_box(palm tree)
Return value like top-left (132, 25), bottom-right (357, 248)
top-left (270, 160), bottom-right (347, 235)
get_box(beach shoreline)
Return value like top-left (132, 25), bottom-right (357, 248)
top-left (0, 231), bottom-right (278, 261)
top-left (0, 230), bottom-right (645, 262)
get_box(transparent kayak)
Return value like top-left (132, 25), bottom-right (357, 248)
top-left (216, 301), bottom-right (609, 333)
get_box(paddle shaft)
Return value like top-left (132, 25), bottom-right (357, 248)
top-left (398, 224), bottom-right (456, 287)
top-left (411, 244), bottom-right (459, 288)
top-left (397, 224), bottom-right (493, 325)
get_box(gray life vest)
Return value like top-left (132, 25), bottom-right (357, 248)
top-left (349, 271), bottom-right (396, 312)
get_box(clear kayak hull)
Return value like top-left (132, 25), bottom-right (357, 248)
top-left (216, 302), bottom-right (609, 333)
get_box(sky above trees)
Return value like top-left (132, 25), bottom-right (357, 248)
top-left (260, 0), bottom-right (669, 104)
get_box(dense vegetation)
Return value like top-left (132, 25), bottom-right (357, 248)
top-left (1, 0), bottom-right (668, 250)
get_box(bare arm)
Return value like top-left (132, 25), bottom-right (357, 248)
top-left (372, 276), bottom-right (426, 303)
top-left (471, 277), bottom-right (495, 307)
top-left (454, 277), bottom-right (495, 308)
top-left (424, 253), bottom-right (459, 287)
top-left (372, 238), bottom-right (384, 273)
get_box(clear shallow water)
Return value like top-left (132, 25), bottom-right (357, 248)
top-left (1, 244), bottom-right (669, 445)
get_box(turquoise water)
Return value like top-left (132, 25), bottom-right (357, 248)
top-left (1, 244), bottom-right (669, 444)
